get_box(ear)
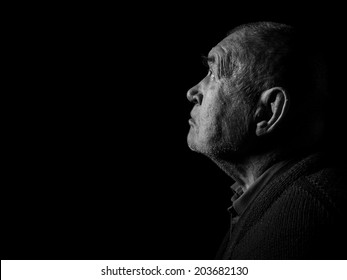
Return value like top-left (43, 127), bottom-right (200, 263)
top-left (254, 87), bottom-right (289, 137)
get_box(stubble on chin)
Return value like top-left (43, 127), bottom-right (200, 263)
top-left (187, 127), bottom-right (226, 159)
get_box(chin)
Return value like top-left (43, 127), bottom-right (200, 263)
top-left (187, 134), bottom-right (198, 152)
top-left (187, 138), bottom-right (212, 157)
top-left (187, 129), bottom-right (222, 155)
top-left (187, 134), bottom-right (201, 153)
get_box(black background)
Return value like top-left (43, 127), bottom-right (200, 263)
top-left (4, 3), bottom-right (346, 259)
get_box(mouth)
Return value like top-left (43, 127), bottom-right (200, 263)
top-left (189, 112), bottom-right (196, 125)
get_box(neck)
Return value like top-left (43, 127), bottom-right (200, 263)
top-left (211, 149), bottom-right (288, 191)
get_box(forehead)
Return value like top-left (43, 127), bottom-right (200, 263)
top-left (208, 32), bottom-right (239, 62)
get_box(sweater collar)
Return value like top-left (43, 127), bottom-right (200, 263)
top-left (229, 159), bottom-right (294, 216)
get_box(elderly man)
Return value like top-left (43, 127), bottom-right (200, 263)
top-left (187, 22), bottom-right (347, 259)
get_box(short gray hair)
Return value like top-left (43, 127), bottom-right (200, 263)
top-left (224, 22), bottom-right (327, 120)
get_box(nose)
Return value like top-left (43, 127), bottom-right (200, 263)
top-left (187, 84), bottom-right (203, 105)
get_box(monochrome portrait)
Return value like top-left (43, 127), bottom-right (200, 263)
top-left (3, 5), bottom-right (347, 261)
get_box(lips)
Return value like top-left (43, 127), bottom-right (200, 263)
top-left (189, 113), bottom-right (196, 125)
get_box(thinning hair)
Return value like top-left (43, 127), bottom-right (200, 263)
top-left (223, 22), bottom-right (328, 143)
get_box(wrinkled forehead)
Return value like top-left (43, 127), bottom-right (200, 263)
top-left (208, 32), bottom-right (240, 61)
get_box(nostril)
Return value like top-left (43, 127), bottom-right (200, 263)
top-left (192, 95), bottom-right (200, 105)
top-left (187, 85), bottom-right (202, 105)
top-left (196, 93), bottom-right (203, 105)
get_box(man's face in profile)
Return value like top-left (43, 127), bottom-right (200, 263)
top-left (187, 35), bottom-right (251, 158)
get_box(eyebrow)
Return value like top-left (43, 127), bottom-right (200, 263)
top-left (201, 55), bottom-right (216, 67)
top-left (202, 54), bottom-right (229, 78)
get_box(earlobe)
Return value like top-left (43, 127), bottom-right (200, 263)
top-left (255, 87), bottom-right (289, 136)
top-left (256, 120), bottom-right (269, 136)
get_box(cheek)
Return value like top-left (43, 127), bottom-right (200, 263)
top-left (223, 101), bottom-right (251, 143)
top-left (200, 97), bottom-right (221, 129)
top-left (201, 84), bottom-right (224, 119)
top-left (199, 103), bottom-right (226, 143)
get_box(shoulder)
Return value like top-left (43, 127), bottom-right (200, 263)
top-left (231, 153), bottom-right (347, 259)
top-left (287, 154), bottom-right (347, 216)
top-left (271, 154), bottom-right (347, 219)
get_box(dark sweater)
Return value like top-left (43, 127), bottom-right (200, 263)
top-left (217, 152), bottom-right (347, 259)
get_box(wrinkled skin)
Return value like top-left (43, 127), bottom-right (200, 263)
top-left (187, 34), bottom-right (254, 161)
